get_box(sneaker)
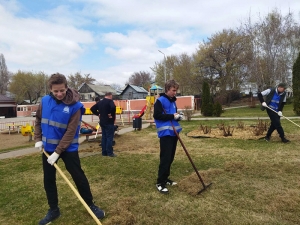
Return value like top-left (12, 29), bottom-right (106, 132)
top-left (89, 204), bottom-right (105, 219)
top-left (165, 179), bottom-right (177, 186)
top-left (39, 208), bottom-right (60, 225)
top-left (156, 183), bottom-right (169, 194)
top-left (264, 136), bottom-right (270, 142)
top-left (282, 138), bottom-right (290, 143)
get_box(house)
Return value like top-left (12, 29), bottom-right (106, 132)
top-left (239, 82), bottom-right (259, 97)
top-left (78, 83), bottom-right (117, 101)
top-left (0, 94), bottom-right (17, 118)
top-left (119, 84), bottom-right (148, 100)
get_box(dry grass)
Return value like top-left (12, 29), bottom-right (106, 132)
top-left (1, 120), bottom-right (300, 224)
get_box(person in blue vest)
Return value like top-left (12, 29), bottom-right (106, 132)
top-left (153, 80), bottom-right (183, 194)
top-left (34, 73), bottom-right (105, 225)
top-left (258, 83), bottom-right (290, 143)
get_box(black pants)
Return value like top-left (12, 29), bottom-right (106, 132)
top-left (157, 136), bottom-right (178, 184)
top-left (42, 151), bottom-right (93, 209)
top-left (266, 108), bottom-right (285, 139)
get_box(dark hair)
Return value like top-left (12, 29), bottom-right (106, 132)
top-left (48, 73), bottom-right (68, 89)
top-left (165, 80), bottom-right (179, 93)
top-left (278, 83), bottom-right (287, 89)
top-left (95, 97), bottom-right (100, 102)
top-left (105, 92), bottom-right (112, 96)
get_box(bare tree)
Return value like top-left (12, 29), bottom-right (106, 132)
top-left (194, 28), bottom-right (252, 93)
top-left (9, 71), bottom-right (48, 104)
top-left (173, 53), bottom-right (196, 95)
top-left (110, 83), bottom-right (123, 91)
top-left (127, 71), bottom-right (153, 90)
top-left (68, 72), bottom-right (96, 90)
top-left (244, 10), bottom-right (300, 89)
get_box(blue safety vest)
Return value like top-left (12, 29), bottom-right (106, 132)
top-left (267, 89), bottom-right (285, 112)
top-left (155, 96), bottom-right (182, 138)
top-left (41, 95), bottom-right (84, 152)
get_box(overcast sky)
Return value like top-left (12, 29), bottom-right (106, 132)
top-left (0, 0), bottom-right (299, 86)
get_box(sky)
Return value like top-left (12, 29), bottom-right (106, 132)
top-left (0, 0), bottom-right (299, 86)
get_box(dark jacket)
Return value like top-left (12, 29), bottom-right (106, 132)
top-left (258, 88), bottom-right (286, 111)
top-left (91, 98), bottom-right (116, 126)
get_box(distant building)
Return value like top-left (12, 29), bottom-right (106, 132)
top-left (239, 82), bottom-right (259, 97)
top-left (0, 95), bottom-right (17, 118)
top-left (78, 83), bottom-right (117, 101)
top-left (119, 84), bottom-right (148, 100)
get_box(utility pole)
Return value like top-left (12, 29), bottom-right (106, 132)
top-left (158, 50), bottom-right (166, 83)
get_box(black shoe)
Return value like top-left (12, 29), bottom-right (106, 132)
top-left (165, 178), bottom-right (177, 186)
top-left (282, 138), bottom-right (290, 143)
top-left (89, 204), bottom-right (105, 219)
top-left (108, 153), bottom-right (117, 157)
top-left (264, 136), bottom-right (270, 142)
top-left (156, 183), bottom-right (169, 194)
top-left (39, 208), bottom-right (60, 225)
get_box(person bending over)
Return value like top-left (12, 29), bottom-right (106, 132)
top-left (258, 82), bottom-right (290, 143)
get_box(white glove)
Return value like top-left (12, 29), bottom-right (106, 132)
top-left (278, 111), bottom-right (283, 117)
top-left (174, 113), bottom-right (180, 120)
top-left (262, 102), bottom-right (267, 107)
top-left (178, 112), bottom-right (184, 121)
top-left (35, 141), bottom-right (43, 151)
top-left (47, 152), bottom-right (60, 165)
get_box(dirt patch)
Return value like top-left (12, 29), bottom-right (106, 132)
top-left (187, 126), bottom-right (266, 140)
top-left (0, 132), bottom-right (33, 150)
top-left (178, 168), bottom-right (223, 196)
top-left (105, 197), bottom-right (137, 225)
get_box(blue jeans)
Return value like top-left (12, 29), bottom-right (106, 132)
top-left (101, 124), bottom-right (115, 156)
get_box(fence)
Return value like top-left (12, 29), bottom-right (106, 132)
top-left (0, 120), bottom-right (36, 131)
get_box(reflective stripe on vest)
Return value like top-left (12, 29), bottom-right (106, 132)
top-left (155, 96), bottom-right (182, 138)
top-left (156, 125), bottom-right (182, 132)
top-left (41, 95), bottom-right (83, 152)
top-left (42, 136), bottom-right (79, 144)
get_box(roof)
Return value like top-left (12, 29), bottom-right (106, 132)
top-left (127, 84), bottom-right (148, 93)
top-left (150, 85), bottom-right (163, 90)
top-left (0, 94), bottom-right (15, 103)
top-left (0, 104), bottom-right (16, 107)
top-left (81, 83), bottom-right (117, 95)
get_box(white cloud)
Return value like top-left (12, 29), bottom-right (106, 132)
top-left (0, 4), bottom-right (93, 68)
top-left (0, 0), bottom-right (299, 86)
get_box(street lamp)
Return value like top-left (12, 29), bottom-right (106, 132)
top-left (158, 50), bottom-right (166, 83)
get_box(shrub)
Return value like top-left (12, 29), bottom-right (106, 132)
top-left (213, 102), bottom-right (223, 117)
top-left (201, 82), bottom-right (214, 116)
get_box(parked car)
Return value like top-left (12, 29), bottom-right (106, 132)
top-left (31, 110), bottom-right (37, 117)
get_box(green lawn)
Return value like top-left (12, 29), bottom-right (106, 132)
top-left (1, 119), bottom-right (300, 225)
top-left (191, 103), bottom-right (298, 118)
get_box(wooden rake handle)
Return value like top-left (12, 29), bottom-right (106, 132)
top-left (43, 150), bottom-right (102, 225)
top-left (265, 105), bottom-right (300, 128)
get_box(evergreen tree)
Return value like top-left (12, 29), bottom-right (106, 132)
top-left (213, 102), bottom-right (223, 117)
top-left (0, 54), bottom-right (9, 94)
top-left (292, 52), bottom-right (300, 115)
top-left (201, 81), bottom-right (213, 116)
